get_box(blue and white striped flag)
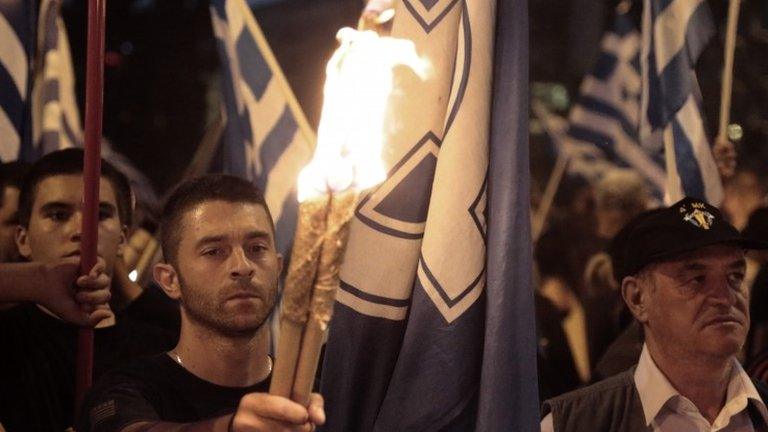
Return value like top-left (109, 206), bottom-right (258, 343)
top-left (0, 1), bottom-right (34, 162)
top-left (0, 0), bottom-right (82, 163)
top-left (565, 2), bottom-right (666, 193)
top-left (31, 0), bottom-right (83, 158)
top-left (641, 0), bottom-right (722, 204)
top-left (210, 0), bottom-right (315, 258)
top-left (320, 0), bottom-right (538, 430)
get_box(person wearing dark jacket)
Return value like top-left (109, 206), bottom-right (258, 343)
top-left (542, 197), bottom-right (768, 432)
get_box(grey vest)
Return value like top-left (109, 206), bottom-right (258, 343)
top-left (542, 368), bottom-right (768, 432)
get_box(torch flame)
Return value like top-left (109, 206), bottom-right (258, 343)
top-left (298, 28), bottom-right (431, 202)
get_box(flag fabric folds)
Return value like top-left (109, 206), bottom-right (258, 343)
top-left (320, 0), bottom-right (537, 430)
top-left (0, 1), bottom-right (35, 162)
top-left (564, 2), bottom-right (666, 194)
top-left (640, 0), bottom-right (722, 204)
top-left (31, 0), bottom-right (83, 159)
top-left (210, 0), bottom-right (316, 257)
top-left (0, 0), bottom-right (82, 163)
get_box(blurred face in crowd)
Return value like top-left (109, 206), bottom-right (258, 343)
top-left (0, 185), bottom-right (21, 262)
top-left (156, 200), bottom-right (282, 337)
top-left (595, 204), bottom-right (645, 240)
top-left (625, 244), bottom-right (748, 362)
top-left (15, 174), bottom-right (127, 276)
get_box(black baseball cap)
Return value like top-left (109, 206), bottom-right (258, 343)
top-left (609, 197), bottom-right (768, 283)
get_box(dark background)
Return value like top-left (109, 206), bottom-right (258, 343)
top-left (59, 0), bottom-right (768, 195)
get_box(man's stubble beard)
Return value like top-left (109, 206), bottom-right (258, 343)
top-left (178, 272), bottom-right (278, 338)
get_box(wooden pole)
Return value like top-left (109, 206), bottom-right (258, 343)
top-left (75, 0), bottom-right (106, 414)
top-left (533, 150), bottom-right (569, 242)
top-left (530, 100), bottom-right (571, 242)
top-left (717, 0), bottom-right (741, 141)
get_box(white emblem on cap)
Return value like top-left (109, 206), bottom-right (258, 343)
top-left (683, 206), bottom-right (715, 230)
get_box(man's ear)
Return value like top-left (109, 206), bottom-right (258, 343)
top-left (277, 253), bottom-right (284, 275)
top-left (154, 262), bottom-right (181, 300)
top-left (116, 225), bottom-right (128, 258)
top-left (15, 225), bottom-right (32, 259)
top-left (621, 275), bottom-right (650, 324)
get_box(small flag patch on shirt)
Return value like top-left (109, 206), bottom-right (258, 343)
top-left (89, 399), bottom-right (117, 427)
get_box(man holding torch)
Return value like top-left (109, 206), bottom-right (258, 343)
top-left (78, 174), bottom-right (325, 432)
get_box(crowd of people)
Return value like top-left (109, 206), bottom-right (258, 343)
top-left (2, 148), bottom-right (768, 431)
top-left (0, 150), bottom-right (323, 432)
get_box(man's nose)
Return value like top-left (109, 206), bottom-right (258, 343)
top-left (229, 247), bottom-right (255, 279)
top-left (708, 275), bottom-right (738, 306)
top-left (68, 212), bottom-right (83, 242)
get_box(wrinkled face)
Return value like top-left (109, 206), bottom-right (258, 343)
top-left (641, 244), bottom-right (748, 361)
top-left (0, 186), bottom-right (20, 262)
top-left (16, 175), bottom-right (126, 275)
top-left (174, 200), bottom-right (282, 336)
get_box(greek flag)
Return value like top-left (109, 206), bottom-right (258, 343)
top-left (641, 0), bottom-right (722, 204)
top-left (0, 1), bottom-right (34, 162)
top-left (210, 0), bottom-right (315, 258)
top-left (320, 0), bottom-right (537, 430)
top-left (31, 0), bottom-right (83, 158)
top-left (0, 0), bottom-right (81, 163)
top-left (565, 3), bottom-right (666, 193)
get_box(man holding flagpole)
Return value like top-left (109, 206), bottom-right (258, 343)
top-left (0, 149), bottom-right (175, 432)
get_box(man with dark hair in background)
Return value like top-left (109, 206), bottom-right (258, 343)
top-left (0, 149), bottom-right (175, 432)
top-left (79, 174), bottom-right (324, 432)
top-left (0, 161), bottom-right (29, 263)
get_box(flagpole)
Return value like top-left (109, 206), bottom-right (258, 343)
top-left (75, 0), bottom-right (106, 414)
top-left (717, 0), bottom-right (740, 141)
top-left (530, 100), bottom-right (570, 242)
top-left (532, 150), bottom-right (569, 242)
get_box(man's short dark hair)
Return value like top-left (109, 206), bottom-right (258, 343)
top-left (18, 148), bottom-right (134, 228)
top-left (159, 174), bottom-right (274, 266)
top-left (0, 161), bottom-right (30, 191)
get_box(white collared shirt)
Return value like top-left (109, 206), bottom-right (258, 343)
top-left (541, 345), bottom-right (768, 431)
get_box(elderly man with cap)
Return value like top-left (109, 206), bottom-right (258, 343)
top-left (541, 197), bottom-right (768, 432)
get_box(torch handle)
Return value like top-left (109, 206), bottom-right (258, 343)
top-left (717, 0), bottom-right (741, 141)
top-left (269, 320), bottom-right (305, 397)
top-left (75, 0), bottom-right (106, 415)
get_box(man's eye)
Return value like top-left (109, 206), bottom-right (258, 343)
top-left (98, 209), bottom-right (115, 221)
top-left (203, 248), bottom-right (222, 257)
top-left (689, 275), bottom-right (706, 286)
top-left (727, 272), bottom-right (745, 288)
top-left (47, 211), bottom-right (70, 221)
top-left (248, 244), bottom-right (267, 254)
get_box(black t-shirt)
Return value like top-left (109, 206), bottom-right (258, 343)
top-left (117, 283), bottom-right (181, 336)
top-left (0, 303), bottom-right (176, 432)
top-left (78, 354), bottom-right (271, 432)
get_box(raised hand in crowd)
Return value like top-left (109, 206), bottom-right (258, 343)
top-left (0, 256), bottom-right (112, 326)
top-left (713, 136), bottom-right (737, 181)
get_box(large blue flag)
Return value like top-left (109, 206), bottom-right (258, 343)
top-left (210, 0), bottom-right (315, 258)
top-left (640, 0), bottom-right (722, 204)
top-left (0, 0), bottom-right (34, 161)
top-left (320, 0), bottom-right (538, 430)
top-left (564, 2), bottom-right (666, 193)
